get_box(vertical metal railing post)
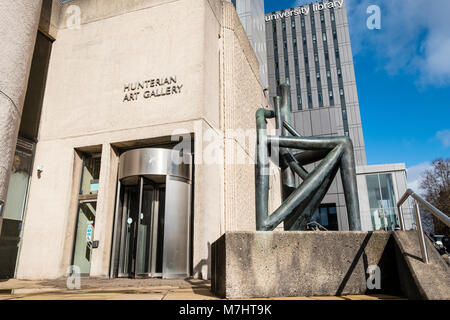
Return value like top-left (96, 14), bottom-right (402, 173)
top-left (397, 204), bottom-right (405, 231)
top-left (0, 200), bottom-right (4, 237)
top-left (413, 200), bottom-right (429, 264)
top-left (397, 189), bottom-right (449, 264)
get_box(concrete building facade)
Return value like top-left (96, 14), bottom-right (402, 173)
top-left (0, 0), bottom-right (282, 280)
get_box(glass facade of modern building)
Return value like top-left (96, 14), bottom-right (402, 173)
top-left (366, 173), bottom-right (400, 231)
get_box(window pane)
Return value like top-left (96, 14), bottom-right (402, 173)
top-left (366, 174), bottom-right (381, 209)
top-left (72, 201), bottom-right (96, 274)
top-left (80, 156), bottom-right (101, 195)
top-left (379, 174), bottom-right (396, 208)
top-left (312, 209), bottom-right (320, 223)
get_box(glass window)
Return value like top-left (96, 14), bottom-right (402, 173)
top-left (321, 14), bottom-right (325, 22)
top-left (331, 12), bottom-right (335, 21)
top-left (366, 174), bottom-right (400, 231)
top-left (72, 201), bottom-right (96, 275)
top-left (379, 174), bottom-right (396, 209)
top-left (340, 88), bottom-right (344, 96)
top-left (316, 72), bottom-right (320, 79)
top-left (3, 147), bottom-right (33, 221)
top-left (337, 68), bottom-right (342, 78)
top-left (327, 70), bottom-right (331, 78)
top-left (80, 157), bottom-right (101, 195)
top-left (72, 153), bottom-right (101, 275)
top-left (301, 19), bottom-right (305, 27)
top-left (323, 33), bottom-right (327, 41)
top-left (0, 140), bottom-right (34, 279)
top-left (311, 204), bottom-right (338, 230)
top-left (329, 90), bottom-right (333, 97)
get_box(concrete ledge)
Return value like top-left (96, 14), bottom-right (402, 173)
top-left (212, 231), bottom-right (397, 299)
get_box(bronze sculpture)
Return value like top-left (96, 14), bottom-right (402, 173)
top-left (256, 82), bottom-right (361, 231)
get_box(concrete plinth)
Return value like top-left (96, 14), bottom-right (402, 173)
top-left (212, 231), bottom-right (396, 298)
top-left (212, 231), bottom-right (450, 299)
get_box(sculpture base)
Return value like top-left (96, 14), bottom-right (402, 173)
top-left (212, 231), bottom-right (450, 299)
top-left (211, 231), bottom-right (398, 298)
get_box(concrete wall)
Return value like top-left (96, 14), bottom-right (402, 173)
top-left (16, 0), bottom-right (276, 280)
top-left (212, 231), bottom-right (398, 298)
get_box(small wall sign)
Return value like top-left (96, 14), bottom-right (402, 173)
top-left (122, 76), bottom-right (184, 102)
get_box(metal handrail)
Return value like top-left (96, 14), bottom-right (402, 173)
top-left (397, 188), bottom-right (450, 264)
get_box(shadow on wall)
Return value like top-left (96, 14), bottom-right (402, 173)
top-left (193, 242), bottom-right (211, 280)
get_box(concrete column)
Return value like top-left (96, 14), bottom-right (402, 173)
top-left (0, 1), bottom-right (42, 233)
top-left (90, 144), bottom-right (119, 278)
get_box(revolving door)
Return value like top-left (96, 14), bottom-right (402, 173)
top-left (110, 148), bottom-right (192, 279)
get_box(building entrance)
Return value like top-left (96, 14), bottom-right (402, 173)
top-left (117, 177), bottom-right (166, 277)
top-left (110, 148), bottom-right (192, 279)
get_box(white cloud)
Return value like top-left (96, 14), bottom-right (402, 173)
top-left (345, 0), bottom-right (450, 87)
top-left (436, 130), bottom-right (450, 148)
top-left (406, 162), bottom-right (432, 193)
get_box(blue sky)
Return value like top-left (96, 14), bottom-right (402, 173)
top-left (265, 0), bottom-right (450, 189)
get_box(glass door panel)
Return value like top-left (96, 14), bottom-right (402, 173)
top-left (136, 182), bottom-right (154, 276)
top-left (72, 201), bottom-right (96, 275)
top-left (154, 188), bottom-right (165, 275)
top-left (118, 177), bottom-right (166, 278)
top-left (118, 187), bottom-right (139, 277)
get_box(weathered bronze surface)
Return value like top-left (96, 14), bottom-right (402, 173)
top-left (256, 82), bottom-right (361, 231)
